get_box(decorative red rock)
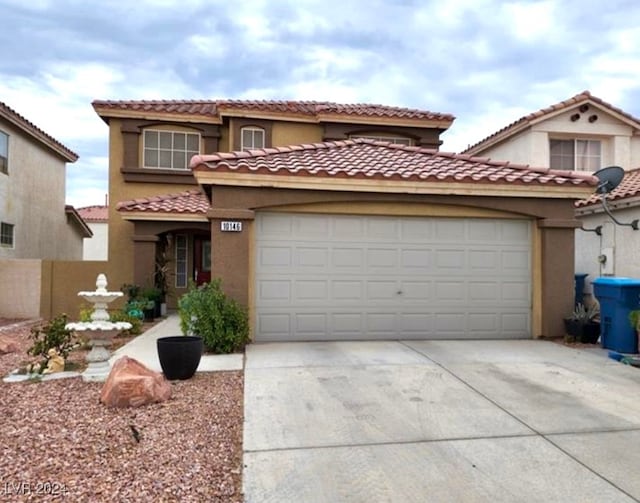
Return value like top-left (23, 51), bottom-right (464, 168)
top-left (100, 356), bottom-right (171, 408)
top-left (0, 334), bottom-right (19, 354)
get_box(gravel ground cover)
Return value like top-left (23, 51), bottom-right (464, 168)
top-left (0, 320), bottom-right (244, 502)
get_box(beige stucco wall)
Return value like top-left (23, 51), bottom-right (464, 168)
top-left (0, 259), bottom-right (42, 318)
top-left (576, 208), bottom-right (640, 298)
top-left (83, 222), bottom-right (108, 260)
top-left (475, 108), bottom-right (640, 171)
top-left (272, 122), bottom-right (322, 146)
top-left (0, 118), bottom-right (82, 259)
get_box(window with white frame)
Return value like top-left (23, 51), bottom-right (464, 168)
top-left (0, 222), bottom-right (14, 247)
top-left (0, 131), bottom-right (8, 175)
top-left (549, 139), bottom-right (601, 171)
top-left (175, 235), bottom-right (188, 288)
top-left (350, 134), bottom-right (413, 146)
top-left (240, 127), bottom-right (265, 150)
top-left (143, 130), bottom-right (200, 170)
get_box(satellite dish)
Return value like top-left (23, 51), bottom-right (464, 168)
top-left (581, 165), bottom-right (639, 232)
top-left (594, 165), bottom-right (624, 194)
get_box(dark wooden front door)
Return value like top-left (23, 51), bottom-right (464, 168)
top-left (194, 237), bottom-right (211, 285)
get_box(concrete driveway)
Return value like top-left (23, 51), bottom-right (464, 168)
top-left (243, 340), bottom-right (640, 502)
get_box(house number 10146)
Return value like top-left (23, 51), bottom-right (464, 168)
top-left (221, 221), bottom-right (242, 232)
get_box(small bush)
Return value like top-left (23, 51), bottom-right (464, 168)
top-left (109, 310), bottom-right (143, 336)
top-left (178, 280), bottom-right (249, 354)
top-left (27, 314), bottom-right (76, 373)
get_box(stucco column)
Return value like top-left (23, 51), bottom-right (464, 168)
top-left (538, 219), bottom-right (581, 337)
top-left (207, 209), bottom-right (255, 306)
top-left (132, 234), bottom-right (158, 288)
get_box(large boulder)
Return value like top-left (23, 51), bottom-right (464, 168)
top-left (0, 334), bottom-right (19, 354)
top-left (101, 356), bottom-right (171, 408)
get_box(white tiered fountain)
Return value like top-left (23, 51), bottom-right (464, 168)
top-left (66, 274), bottom-right (132, 382)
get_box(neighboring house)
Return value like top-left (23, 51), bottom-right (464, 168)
top-left (0, 101), bottom-right (91, 260)
top-left (575, 168), bottom-right (640, 281)
top-left (77, 205), bottom-right (108, 260)
top-left (93, 99), bottom-right (593, 341)
top-left (461, 91), bottom-right (640, 297)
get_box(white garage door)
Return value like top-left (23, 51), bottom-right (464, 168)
top-left (255, 212), bottom-right (531, 341)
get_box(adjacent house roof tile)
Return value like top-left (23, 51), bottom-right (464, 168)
top-left (190, 138), bottom-right (596, 189)
top-left (116, 190), bottom-right (210, 214)
top-left (92, 99), bottom-right (454, 124)
top-left (77, 205), bottom-right (109, 222)
top-left (462, 91), bottom-right (640, 155)
top-left (0, 101), bottom-right (78, 162)
top-left (576, 168), bottom-right (640, 208)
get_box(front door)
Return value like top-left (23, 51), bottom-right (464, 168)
top-left (194, 237), bottom-right (211, 285)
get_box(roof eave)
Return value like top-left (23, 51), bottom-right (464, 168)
top-left (192, 168), bottom-right (593, 200)
top-left (118, 211), bottom-right (208, 222)
top-left (91, 106), bottom-right (222, 125)
top-left (0, 108), bottom-right (78, 162)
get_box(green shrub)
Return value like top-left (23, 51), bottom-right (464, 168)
top-left (109, 310), bottom-right (143, 336)
top-left (27, 314), bottom-right (77, 373)
top-left (178, 279), bottom-right (249, 354)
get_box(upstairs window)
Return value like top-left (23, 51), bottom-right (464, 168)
top-left (550, 139), bottom-right (601, 171)
top-left (0, 222), bottom-right (14, 247)
top-left (241, 127), bottom-right (265, 151)
top-left (143, 130), bottom-right (200, 170)
top-left (350, 134), bottom-right (413, 146)
top-left (0, 131), bottom-right (8, 175)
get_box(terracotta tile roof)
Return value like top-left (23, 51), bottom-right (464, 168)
top-left (77, 205), bottom-right (108, 222)
top-left (190, 138), bottom-right (596, 189)
top-left (576, 168), bottom-right (640, 207)
top-left (0, 101), bottom-right (78, 162)
top-left (92, 99), bottom-right (454, 124)
top-left (116, 190), bottom-right (210, 214)
top-left (462, 91), bottom-right (640, 155)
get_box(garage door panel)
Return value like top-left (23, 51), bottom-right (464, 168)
top-left (295, 313), bottom-right (327, 335)
top-left (333, 217), bottom-right (365, 239)
top-left (435, 249), bottom-right (466, 270)
top-left (401, 249), bottom-right (432, 269)
top-left (294, 215), bottom-right (329, 238)
top-left (435, 219), bottom-right (466, 240)
top-left (259, 246), bottom-right (292, 267)
top-left (257, 313), bottom-right (291, 339)
top-left (332, 248), bottom-right (364, 268)
top-left (502, 250), bottom-right (530, 271)
top-left (255, 213), bottom-right (531, 341)
top-left (399, 281), bottom-right (431, 300)
top-left (332, 313), bottom-right (364, 335)
top-left (259, 280), bottom-right (291, 301)
top-left (401, 219), bottom-right (433, 240)
top-left (367, 248), bottom-right (398, 268)
top-left (297, 247), bottom-right (329, 268)
top-left (469, 282), bottom-right (499, 301)
top-left (366, 313), bottom-right (396, 332)
top-left (331, 280), bottom-right (364, 301)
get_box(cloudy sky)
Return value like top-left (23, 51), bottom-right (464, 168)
top-left (1, 0), bottom-right (640, 208)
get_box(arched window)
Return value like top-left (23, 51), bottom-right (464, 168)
top-left (241, 126), bottom-right (265, 151)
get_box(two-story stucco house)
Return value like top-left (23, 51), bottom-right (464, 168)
top-left (0, 101), bottom-right (91, 260)
top-left (93, 98), bottom-right (594, 341)
top-left (462, 91), bottom-right (640, 297)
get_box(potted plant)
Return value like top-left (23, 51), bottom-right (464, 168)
top-left (564, 302), bottom-right (600, 343)
top-left (142, 286), bottom-right (162, 319)
top-left (154, 247), bottom-right (172, 317)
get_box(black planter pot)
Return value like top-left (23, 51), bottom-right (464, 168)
top-left (157, 336), bottom-right (203, 380)
top-left (564, 319), bottom-right (600, 344)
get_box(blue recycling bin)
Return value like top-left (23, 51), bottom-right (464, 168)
top-left (592, 277), bottom-right (640, 354)
top-left (575, 273), bottom-right (588, 306)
